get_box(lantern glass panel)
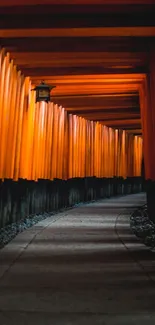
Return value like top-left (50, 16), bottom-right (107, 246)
top-left (38, 89), bottom-right (49, 98)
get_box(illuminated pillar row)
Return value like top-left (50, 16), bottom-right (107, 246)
top-left (0, 49), bottom-right (143, 181)
top-left (139, 50), bottom-right (155, 181)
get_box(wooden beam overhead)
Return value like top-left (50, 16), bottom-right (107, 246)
top-left (1, 27), bottom-right (155, 38)
top-left (30, 74), bottom-right (145, 85)
top-left (101, 119), bottom-right (141, 125)
top-left (126, 129), bottom-right (142, 134)
top-left (53, 93), bottom-right (139, 98)
top-left (9, 52), bottom-right (147, 71)
top-left (31, 73), bottom-right (145, 81)
top-left (75, 114), bottom-right (140, 120)
top-left (54, 97), bottom-right (139, 107)
top-left (53, 86), bottom-right (140, 96)
top-left (21, 66), bottom-right (147, 76)
top-left (66, 107), bottom-right (140, 113)
top-left (74, 111), bottom-right (140, 116)
top-left (0, 0), bottom-right (154, 6)
top-left (0, 37), bottom-right (152, 53)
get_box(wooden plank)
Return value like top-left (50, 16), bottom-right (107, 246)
top-left (0, 0), bottom-right (153, 6)
top-left (1, 37), bottom-right (151, 53)
top-left (10, 51), bottom-right (147, 60)
top-left (22, 66), bottom-right (147, 76)
top-left (77, 113), bottom-right (140, 119)
top-left (0, 27), bottom-right (155, 38)
top-left (31, 73), bottom-right (145, 82)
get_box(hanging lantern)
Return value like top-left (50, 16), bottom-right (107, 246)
top-left (32, 81), bottom-right (55, 103)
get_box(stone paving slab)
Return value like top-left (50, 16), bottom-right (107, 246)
top-left (1, 193), bottom-right (155, 325)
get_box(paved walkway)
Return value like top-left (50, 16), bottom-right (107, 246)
top-left (1, 193), bottom-right (155, 324)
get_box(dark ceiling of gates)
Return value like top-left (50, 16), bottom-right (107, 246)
top-left (0, 0), bottom-right (155, 135)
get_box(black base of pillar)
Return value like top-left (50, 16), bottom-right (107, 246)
top-left (0, 176), bottom-right (144, 229)
top-left (146, 180), bottom-right (155, 223)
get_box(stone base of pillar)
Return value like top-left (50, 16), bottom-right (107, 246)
top-left (146, 180), bottom-right (155, 222)
top-left (0, 176), bottom-right (143, 229)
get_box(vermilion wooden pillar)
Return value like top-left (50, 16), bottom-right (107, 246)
top-left (140, 48), bottom-right (155, 221)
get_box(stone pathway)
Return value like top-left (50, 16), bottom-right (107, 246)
top-left (1, 193), bottom-right (155, 324)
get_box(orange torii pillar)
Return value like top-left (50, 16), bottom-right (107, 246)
top-left (140, 49), bottom-right (155, 221)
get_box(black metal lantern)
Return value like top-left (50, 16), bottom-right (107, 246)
top-left (32, 81), bottom-right (55, 103)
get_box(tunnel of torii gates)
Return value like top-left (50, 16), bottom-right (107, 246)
top-left (1, 1), bottom-right (155, 226)
top-left (0, 49), bottom-right (145, 228)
